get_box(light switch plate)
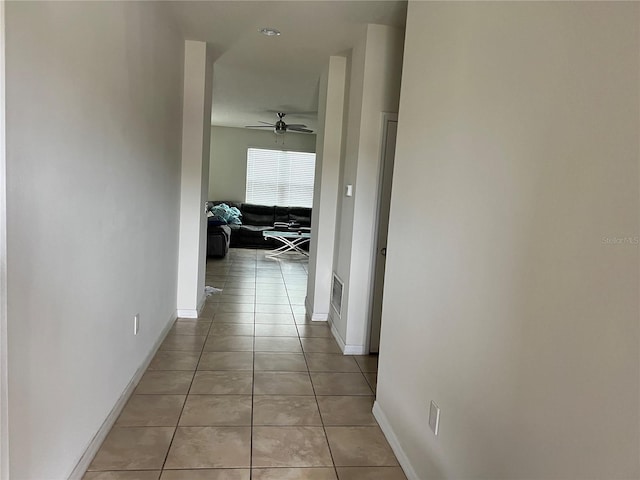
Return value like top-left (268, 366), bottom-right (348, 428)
top-left (345, 184), bottom-right (353, 197)
top-left (429, 400), bottom-right (440, 436)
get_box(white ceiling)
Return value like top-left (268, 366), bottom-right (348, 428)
top-left (168, 1), bottom-right (407, 132)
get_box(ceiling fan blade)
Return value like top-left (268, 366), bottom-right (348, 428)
top-left (288, 127), bottom-right (314, 133)
top-left (258, 121), bottom-right (275, 126)
top-left (245, 125), bottom-right (274, 128)
top-left (285, 124), bottom-right (307, 128)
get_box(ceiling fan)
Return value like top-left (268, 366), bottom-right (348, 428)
top-left (246, 112), bottom-right (313, 135)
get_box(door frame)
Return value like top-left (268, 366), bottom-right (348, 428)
top-left (1, 1), bottom-right (9, 477)
top-left (366, 112), bottom-right (398, 353)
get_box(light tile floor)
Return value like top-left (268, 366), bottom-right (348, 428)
top-left (85, 248), bottom-right (406, 480)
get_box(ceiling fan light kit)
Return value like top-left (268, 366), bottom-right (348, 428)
top-left (274, 122), bottom-right (287, 135)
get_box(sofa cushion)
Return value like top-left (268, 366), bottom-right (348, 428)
top-left (207, 224), bottom-right (231, 257)
top-left (241, 203), bottom-right (275, 226)
top-left (238, 225), bottom-right (274, 245)
top-left (209, 224), bottom-right (231, 240)
top-left (208, 216), bottom-right (227, 227)
top-left (288, 207), bottom-right (312, 227)
top-left (239, 224), bottom-right (273, 235)
top-left (275, 206), bottom-right (289, 224)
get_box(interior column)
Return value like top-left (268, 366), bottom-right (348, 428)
top-left (176, 40), bottom-right (214, 317)
top-left (306, 55), bottom-right (347, 322)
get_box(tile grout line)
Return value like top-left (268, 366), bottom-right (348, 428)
top-left (250, 250), bottom-right (257, 480)
top-left (298, 296), bottom-right (340, 479)
top-left (158, 261), bottom-right (221, 474)
top-left (157, 312), bottom-right (211, 473)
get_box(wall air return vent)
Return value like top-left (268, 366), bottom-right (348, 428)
top-left (331, 273), bottom-right (344, 317)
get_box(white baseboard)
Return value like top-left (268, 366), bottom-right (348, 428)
top-left (177, 292), bottom-right (206, 319)
top-left (373, 401), bottom-right (419, 480)
top-left (305, 296), bottom-right (329, 322)
top-left (327, 315), bottom-right (367, 354)
top-left (327, 316), bottom-right (346, 352)
top-left (343, 344), bottom-right (367, 355)
top-left (67, 312), bottom-right (177, 480)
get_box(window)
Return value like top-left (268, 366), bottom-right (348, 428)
top-left (246, 148), bottom-right (316, 207)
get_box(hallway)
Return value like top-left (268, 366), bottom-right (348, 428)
top-left (84, 249), bottom-right (405, 480)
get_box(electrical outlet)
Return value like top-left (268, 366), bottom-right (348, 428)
top-left (133, 314), bottom-right (140, 335)
top-left (429, 400), bottom-right (440, 436)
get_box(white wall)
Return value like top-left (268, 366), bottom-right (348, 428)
top-left (377, 2), bottom-right (640, 479)
top-left (330, 24), bottom-right (404, 353)
top-left (5, 2), bottom-right (184, 478)
top-left (208, 126), bottom-right (316, 202)
top-left (307, 56), bottom-right (347, 321)
top-left (0, 2), bottom-right (7, 478)
top-left (176, 40), bottom-right (213, 318)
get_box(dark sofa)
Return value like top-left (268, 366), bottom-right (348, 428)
top-left (207, 201), bottom-right (312, 251)
top-left (206, 222), bottom-right (231, 258)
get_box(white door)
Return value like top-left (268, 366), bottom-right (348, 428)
top-left (369, 118), bottom-right (398, 353)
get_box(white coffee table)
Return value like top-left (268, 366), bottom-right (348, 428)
top-left (263, 230), bottom-right (311, 258)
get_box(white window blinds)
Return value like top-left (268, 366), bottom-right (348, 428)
top-left (246, 148), bottom-right (316, 207)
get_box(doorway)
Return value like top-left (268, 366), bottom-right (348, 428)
top-left (369, 114), bottom-right (398, 353)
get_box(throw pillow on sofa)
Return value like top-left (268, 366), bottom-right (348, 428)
top-left (211, 203), bottom-right (242, 225)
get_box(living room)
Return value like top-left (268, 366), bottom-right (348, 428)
top-left (205, 122), bottom-right (317, 257)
